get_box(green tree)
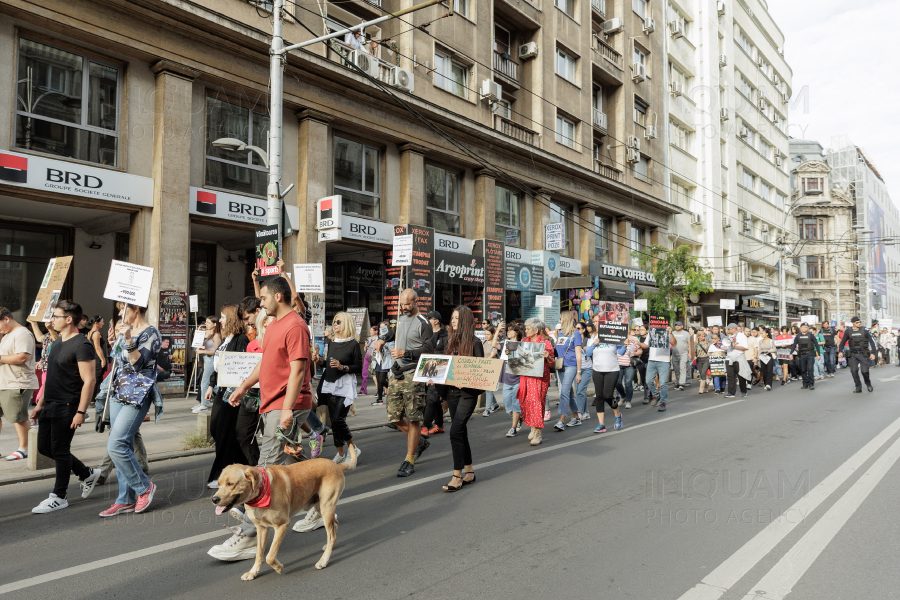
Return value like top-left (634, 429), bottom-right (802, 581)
top-left (632, 244), bottom-right (714, 324)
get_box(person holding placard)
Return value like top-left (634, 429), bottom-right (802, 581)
top-left (722, 323), bottom-right (751, 398)
top-left (501, 323), bottom-right (525, 437)
top-left (517, 317), bottom-right (554, 446)
top-left (638, 323), bottom-right (676, 411)
top-left (193, 315), bottom-right (222, 414)
top-left (574, 321), bottom-right (595, 418)
top-left (316, 312), bottom-right (363, 465)
top-left (552, 312), bottom-right (583, 431)
top-left (708, 335), bottom-right (727, 393)
top-left (757, 327), bottom-right (776, 391)
top-left (694, 331), bottom-right (711, 394)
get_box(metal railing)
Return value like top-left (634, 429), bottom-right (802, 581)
top-left (594, 160), bottom-right (622, 182)
top-left (493, 51), bottom-right (518, 81)
top-left (592, 35), bottom-right (623, 69)
top-left (592, 109), bottom-right (608, 133)
top-left (591, 0), bottom-right (606, 17)
top-left (328, 39), bottom-right (403, 87)
top-left (494, 114), bottom-right (539, 147)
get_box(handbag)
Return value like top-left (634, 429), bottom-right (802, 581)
top-left (240, 389), bottom-right (261, 413)
top-left (554, 336), bottom-right (574, 371)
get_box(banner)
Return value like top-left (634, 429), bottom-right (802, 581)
top-left (28, 256), bottom-right (73, 323)
top-left (158, 290), bottom-right (188, 385)
top-left (709, 356), bottom-right (727, 376)
top-left (254, 226), bottom-right (280, 277)
top-left (217, 351), bottom-right (263, 388)
top-left (412, 354), bottom-right (504, 391)
top-left (648, 315), bottom-right (670, 349)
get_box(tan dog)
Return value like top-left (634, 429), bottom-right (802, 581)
top-left (212, 444), bottom-right (357, 581)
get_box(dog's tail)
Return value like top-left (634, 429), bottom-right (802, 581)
top-left (340, 443), bottom-right (358, 472)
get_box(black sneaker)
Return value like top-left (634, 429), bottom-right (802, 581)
top-left (853, 388), bottom-right (862, 393)
top-left (657, 402), bottom-right (667, 412)
top-left (801, 385), bottom-right (808, 389)
top-left (867, 385), bottom-right (874, 392)
top-left (397, 460), bottom-right (415, 477)
top-left (416, 436), bottom-right (430, 459)
top-left (371, 400), bottom-right (384, 406)
top-left (808, 386), bottom-right (815, 390)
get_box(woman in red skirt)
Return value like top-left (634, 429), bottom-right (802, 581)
top-left (516, 317), bottom-right (554, 446)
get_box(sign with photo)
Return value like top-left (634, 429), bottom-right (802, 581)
top-left (648, 315), bottom-right (670, 349)
top-left (412, 354), bottom-right (504, 391)
top-left (709, 356), bottom-right (727, 377)
top-left (310, 301), bottom-right (326, 337)
top-left (412, 354), bottom-right (453, 384)
top-left (28, 256), bottom-right (73, 323)
top-left (103, 260), bottom-right (154, 307)
top-left (503, 340), bottom-right (546, 377)
top-left (346, 308), bottom-right (368, 337)
top-left (217, 351), bottom-right (263, 388)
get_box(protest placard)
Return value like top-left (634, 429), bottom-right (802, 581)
top-left (346, 308), bottom-right (369, 336)
top-left (189, 295), bottom-right (199, 313)
top-left (103, 260), bottom-right (154, 307)
top-left (707, 316), bottom-right (723, 326)
top-left (392, 234), bottom-right (413, 266)
top-left (255, 226), bottom-right (280, 277)
top-left (634, 299), bottom-right (648, 312)
top-left (28, 256), bottom-right (73, 323)
top-left (445, 356), bottom-right (504, 391)
top-left (293, 264), bottom-right (324, 293)
top-left (191, 330), bottom-right (206, 349)
top-left (709, 356), bottom-right (727, 376)
top-left (597, 322), bottom-right (628, 344)
top-left (504, 341), bottom-right (545, 377)
top-left (720, 299), bottom-right (736, 310)
top-left (648, 315), bottom-right (670, 349)
top-left (535, 295), bottom-right (554, 308)
top-left (413, 354), bottom-right (452, 384)
top-left (217, 352), bottom-right (263, 388)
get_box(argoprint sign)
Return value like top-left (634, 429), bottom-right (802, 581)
top-left (0, 150), bottom-right (154, 206)
top-left (189, 187), bottom-right (267, 225)
top-left (434, 250), bottom-right (485, 285)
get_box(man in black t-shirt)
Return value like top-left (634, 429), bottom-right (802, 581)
top-left (156, 338), bottom-right (172, 382)
top-left (30, 300), bottom-right (101, 513)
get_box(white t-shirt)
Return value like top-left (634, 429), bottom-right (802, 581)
top-left (0, 326), bottom-right (39, 390)
top-left (589, 336), bottom-right (619, 372)
top-left (724, 332), bottom-right (749, 360)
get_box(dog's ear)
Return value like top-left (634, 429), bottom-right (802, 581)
top-left (242, 466), bottom-right (258, 487)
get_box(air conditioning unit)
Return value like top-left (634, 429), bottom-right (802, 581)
top-left (761, 223), bottom-right (769, 232)
top-left (627, 135), bottom-right (641, 151)
top-left (777, 46), bottom-right (784, 56)
top-left (670, 81), bottom-right (683, 96)
top-left (775, 156), bottom-right (783, 167)
top-left (480, 79), bottom-right (502, 102)
top-left (720, 107), bottom-right (730, 121)
top-left (719, 54), bottom-right (727, 67)
top-left (644, 125), bottom-right (658, 139)
top-left (352, 50), bottom-right (380, 79)
top-left (739, 126), bottom-right (750, 139)
top-left (717, 1), bottom-right (725, 16)
top-left (391, 66), bottom-right (415, 92)
top-left (518, 42), bottom-right (538, 60)
top-left (692, 212), bottom-right (703, 225)
top-left (602, 18), bottom-right (624, 35)
top-left (632, 62), bottom-right (646, 82)
top-left (723, 216), bottom-right (731, 228)
top-left (757, 55), bottom-right (765, 67)
top-left (643, 17), bottom-right (655, 34)
top-left (781, 91), bottom-right (788, 103)
top-left (626, 148), bottom-right (641, 163)
top-left (669, 20), bottom-right (683, 39)
top-left (758, 98), bottom-right (767, 110)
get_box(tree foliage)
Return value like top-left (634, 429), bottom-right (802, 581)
top-left (632, 244), bottom-right (714, 323)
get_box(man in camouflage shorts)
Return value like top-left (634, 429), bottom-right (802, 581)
top-left (386, 376), bottom-right (426, 424)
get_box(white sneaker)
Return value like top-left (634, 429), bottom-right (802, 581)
top-left (506, 427), bottom-right (517, 437)
top-left (191, 404), bottom-right (205, 413)
top-left (81, 468), bottom-right (102, 499)
top-left (32, 493), bottom-right (68, 514)
top-left (207, 481), bottom-right (219, 489)
top-left (566, 418), bottom-right (582, 427)
top-left (332, 452), bottom-right (345, 464)
top-left (208, 526), bottom-right (258, 561)
top-left (553, 421), bottom-right (566, 432)
top-left (293, 507), bottom-right (331, 532)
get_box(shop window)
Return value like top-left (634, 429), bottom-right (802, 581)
top-left (594, 215), bottom-right (609, 262)
top-left (205, 96), bottom-right (269, 197)
top-left (15, 38), bottom-right (121, 166)
top-left (189, 243), bottom-right (216, 319)
top-left (495, 185), bottom-right (522, 247)
top-left (425, 164), bottom-right (461, 234)
top-left (0, 222), bottom-right (71, 321)
top-left (550, 202), bottom-right (573, 257)
top-left (334, 136), bottom-right (381, 219)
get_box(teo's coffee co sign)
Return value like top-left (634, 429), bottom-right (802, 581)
top-left (0, 150), bottom-right (154, 207)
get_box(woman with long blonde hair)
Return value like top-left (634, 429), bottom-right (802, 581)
top-left (316, 311), bottom-right (363, 464)
top-left (553, 311), bottom-right (584, 431)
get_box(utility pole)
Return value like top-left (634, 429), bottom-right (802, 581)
top-left (779, 239), bottom-right (787, 326)
top-left (834, 254), bottom-right (840, 325)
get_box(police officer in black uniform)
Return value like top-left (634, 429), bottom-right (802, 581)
top-left (820, 321), bottom-right (837, 377)
top-left (790, 322), bottom-right (820, 390)
top-left (838, 316), bottom-right (877, 393)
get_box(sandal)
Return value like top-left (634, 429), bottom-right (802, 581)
top-left (442, 474), bottom-right (464, 493)
top-left (462, 471), bottom-right (476, 486)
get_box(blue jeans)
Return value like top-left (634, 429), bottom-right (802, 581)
top-left (645, 360), bottom-right (670, 404)
top-left (483, 390), bottom-right (499, 411)
top-left (616, 365), bottom-right (635, 402)
top-left (814, 355), bottom-right (825, 378)
top-left (713, 376), bottom-right (724, 391)
top-left (108, 392), bottom-right (154, 505)
top-left (574, 365), bottom-right (593, 414)
top-left (557, 366), bottom-right (578, 416)
top-left (200, 355), bottom-right (214, 405)
top-left (823, 347), bottom-right (836, 374)
top-left (503, 382), bottom-right (520, 413)
top-left (306, 409), bottom-right (325, 434)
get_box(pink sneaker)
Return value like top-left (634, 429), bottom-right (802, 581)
top-left (99, 503), bottom-right (136, 518)
top-left (134, 482), bottom-right (157, 514)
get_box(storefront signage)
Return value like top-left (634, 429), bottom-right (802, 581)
top-left (0, 150), bottom-right (154, 207)
top-left (505, 247), bottom-right (531, 264)
top-left (559, 257), bottom-right (582, 275)
top-left (479, 240), bottom-right (506, 323)
top-left (545, 223), bottom-right (565, 251)
top-left (592, 262), bottom-right (656, 284)
top-left (531, 251), bottom-right (560, 294)
top-left (435, 232), bottom-right (474, 255)
top-left (347, 263), bottom-right (383, 290)
top-left (385, 224), bottom-right (434, 314)
top-left (342, 216), bottom-right (394, 245)
top-left (434, 251), bottom-right (485, 285)
top-left (741, 296), bottom-right (769, 312)
top-left (189, 187), bottom-right (267, 225)
top-left (505, 263), bottom-right (544, 293)
top-left (316, 195), bottom-right (342, 230)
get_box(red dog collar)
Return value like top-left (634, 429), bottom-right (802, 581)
top-left (246, 467), bottom-right (272, 508)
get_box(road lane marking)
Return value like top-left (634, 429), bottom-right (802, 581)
top-left (1, 399), bottom-right (746, 595)
top-left (739, 432), bottom-right (900, 600)
top-left (676, 412), bottom-right (900, 600)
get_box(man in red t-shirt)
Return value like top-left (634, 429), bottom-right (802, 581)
top-left (208, 276), bottom-right (312, 562)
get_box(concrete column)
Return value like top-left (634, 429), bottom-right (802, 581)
top-left (578, 206), bottom-right (595, 275)
top-left (142, 60), bottom-right (197, 324)
top-left (399, 143), bottom-right (427, 226)
top-left (531, 191), bottom-right (551, 251)
top-left (616, 218), bottom-right (632, 267)
top-left (474, 169), bottom-right (496, 240)
top-left (293, 109), bottom-right (333, 283)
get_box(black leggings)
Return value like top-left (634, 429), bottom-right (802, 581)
top-left (375, 371), bottom-right (389, 402)
top-left (760, 357), bottom-right (774, 387)
top-left (321, 392), bottom-right (353, 448)
top-left (592, 370), bottom-right (619, 409)
top-left (446, 386), bottom-right (479, 471)
top-left (636, 362), bottom-right (648, 397)
top-left (208, 393), bottom-right (246, 483)
top-left (38, 409), bottom-right (92, 499)
top-left (423, 384), bottom-right (445, 429)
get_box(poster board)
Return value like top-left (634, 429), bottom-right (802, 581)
top-left (708, 356), bottom-right (727, 376)
top-left (707, 316), bottom-right (723, 327)
top-left (158, 290), bottom-right (188, 384)
top-left (597, 323), bottom-right (628, 345)
top-left (503, 341), bottom-right (546, 377)
top-left (255, 226), bottom-right (280, 277)
top-left (392, 234), bottom-right (413, 266)
top-left (720, 299), bottom-right (736, 310)
top-left (800, 314), bottom-right (818, 326)
top-left (103, 260), bottom-right (154, 307)
top-left (634, 298), bottom-right (648, 312)
top-left (310, 301), bottom-right (326, 337)
top-left (293, 264), bottom-right (325, 293)
top-left (648, 315), bottom-right (670, 349)
top-left (412, 354), bottom-right (504, 391)
top-left (535, 295), bottom-right (554, 308)
top-left (217, 351), bottom-right (263, 388)
top-left (27, 256), bottom-right (73, 323)
top-left (191, 330), bottom-right (206, 349)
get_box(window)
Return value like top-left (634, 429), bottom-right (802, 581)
top-left (15, 38), bottom-right (121, 166)
top-left (743, 125), bottom-right (756, 148)
top-left (667, 3), bottom-right (691, 41)
top-left (425, 164), bottom-right (460, 233)
top-left (594, 216), bottom-right (609, 261)
top-left (555, 0), bottom-right (575, 19)
top-left (798, 217), bottom-right (824, 240)
top-left (434, 50), bottom-right (468, 99)
top-left (633, 0), bottom-right (648, 18)
top-left (634, 97), bottom-right (648, 126)
top-left (555, 48), bottom-right (576, 82)
top-left (760, 181), bottom-right (771, 202)
top-left (776, 193), bottom-right (786, 210)
top-left (334, 136), bottom-right (381, 219)
top-left (802, 177), bottom-right (824, 194)
top-left (633, 46), bottom-right (647, 70)
top-left (493, 25), bottom-right (511, 55)
top-left (634, 155), bottom-right (649, 181)
top-left (452, 0), bottom-right (468, 18)
top-left (738, 30), bottom-right (753, 56)
top-left (669, 61), bottom-right (687, 91)
top-left (495, 185), bottom-right (522, 247)
top-left (593, 87), bottom-right (603, 112)
top-left (206, 96), bottom-right (270, 196)
top-left (742, 169), bottom-right (756, 191)
top-left (550, 203), bottom-right (573, 256)
top-left (672, 180), bottom-right (692, 208)
top-left (806, 256), bottom-right (825, 279)
top-left (739, 74), bottom-right (753, 99)
top-left (669, 120), bottom-right (692, 153)
top-left (759, 139), bottom-right (772, 161)
top-left (556, 114), bottom-right (576, 148)
top-left (0, 223), bottom-right (71, 321)
top-left (630, 226), bottom-right (645, 266)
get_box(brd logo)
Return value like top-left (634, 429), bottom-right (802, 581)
top-left (438, 239), bottom-right (459, 249)
top-left (350, 223), bottom-right (377, 235)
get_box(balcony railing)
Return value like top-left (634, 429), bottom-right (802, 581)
top-left (592, 35), bottom-right (623, 70)
top-left (592, 109), bottom-right (608, 133)
top-left (494, 114), bottom-right (539, 147)
top-left (591, 0), bottom-right (606, 17)
top-left (493, 51), bottom-right (518, 81)
top-left (327, 39), bottom-right (409, 88)
top-left (594, 160), bottom-right (622, 182)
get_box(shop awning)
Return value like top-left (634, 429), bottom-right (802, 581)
top-left (552, 276), bottom-right (593, 290)
top-left (599, 280), bottom-right (635, 301)
top-left (635, 284), bottom-right (655, 296)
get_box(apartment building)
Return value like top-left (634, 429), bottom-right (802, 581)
top-left (0, 0), bottom-right (680, 340)
top-left (660, 0), bottom-right (809, 326)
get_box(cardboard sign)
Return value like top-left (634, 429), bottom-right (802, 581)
top-left (709, 356), bottom-right (727, 376)
top-left (217, 351), bottom-right (263, 388)
top-left (446, 356), bottom-right (504, 391)
top-left (189, 295), bottom-right (199, 313)
top-left (634, 298), bottom-right (648, 312)
top-left (103, 260), bottom-right (154, 307)
top-left (40, 290), bottom-right (62, 322)
top-left (596, 323), bottom-right (628, 345)
top-left (720, 299), bottom-right (736, 310)
top-left (392, 234), bottom-right (413, 266)
top-left (254, 226), bottom-right (280, 277)
top-left (413, 354), bottom-right (453, 384)
top-left (293, 264), bottom-right (324, 293)
top-left (28, 256), bottom-right (73, 323)
top-left (535, 295), bottom-right (554, 308)
top-left (191, 330), bottom-right (206, 349)
top-left (707, 316), bottom-right (723, 326)
top-left (648, 315), bottom-right (670, 349)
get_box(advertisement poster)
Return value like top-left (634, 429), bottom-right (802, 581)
top-left (868, 197), bottom-right (887, 297)
top-left (503, 341), bottom-right (546, 377)
top-left (28, 256), bottom-right (73, 323)
top-left (158, 290), bottom-right (188, 384)
top-left (648, 315), bottom-right (670, 349)
top-left (254, 226), bottom-right (280, 277)
top-left (383, 247), bottom-right (402, 323)
top-left (346, 308), bottom-right (369, 337)
top-left (402, 224), bottom-right (434, 313)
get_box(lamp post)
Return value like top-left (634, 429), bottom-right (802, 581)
top-left (211, 138), bottom-right (269, 167)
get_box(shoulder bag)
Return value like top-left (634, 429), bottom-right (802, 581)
top-left (554, 336), bottom-right (574, 371)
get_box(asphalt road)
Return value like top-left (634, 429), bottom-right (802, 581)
top-left (3, 366), bottom-right (900, 600)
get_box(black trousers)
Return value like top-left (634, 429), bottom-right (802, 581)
top-left (235, 403), bottom-right (260, 466)
top-left (38, 408), bottom-right (91, 499)
top-left (798, 354), bottom-right (816, 387)
top-left (445, 386), bottom-right (479, 471)
top-left (422, 384), bottom-right (446, 429)
top-left (759, 357), bottom-right (774, 387)
top-left (591, 370), bottom-right (619, 410)
top-left (208, 393), bottom-right (246, 483)
top-left (726, 361), bottom-right (747, 395)
top-left (321, 392), bottom-right (353, 448)
top-left (637, 361), bottom-right (649, 398)
top-left (374, 371), bottom-right (389, 402)
top-left (848, 353), bottom-right (872, 388)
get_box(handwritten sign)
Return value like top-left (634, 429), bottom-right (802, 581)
top-left (189, 295), bottom-right (199, 313)
top-left (720, 299), bottom-right (736, 310)
top-left (709, 356), bottom-right (727, 376)
top-left (293, 264), bottom-right (324, 293)
top-left (28, 256), bottom-right (73, 323)
top-left (217, 351), bottom-right (262, 388)
top-left (445, 356), bottom-right (504, 391)
top-left (707, 316), bottom-right (723, 326)
top-left (103, 260), bottom-right (154, 307)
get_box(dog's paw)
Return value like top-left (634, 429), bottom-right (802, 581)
top-left (268, 559), bottom-right (284, 574)
top-left (315, 560), bottom-right (328, 570)
top-left (241, 571), bottom-right (258, 581)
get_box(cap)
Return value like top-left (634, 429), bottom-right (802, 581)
top-left (851, 316), bottom-right (861, 323)
top-left (726, 322), bottom-right (738, 329)
top-left (675, 321), bottom-right (684, 326)
top-left (426, 311), bottom-right (442, 322)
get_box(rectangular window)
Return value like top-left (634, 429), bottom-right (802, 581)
top-left (633, 46), bottom-right (647, 69)
top-left (806, 256), bottom-right (825, 279)
top-left (672, 181), bottom-right (692, 207)
top-left (334, 136), bottom-right (381, 219)
top-left (669, 120), bottom-right (691, 153)
top-left (495, 185), bottom-right (522, 247)
top-left (555, 0), bottom-right (575, 18)
top-left (798, 217), bottom-right (824, 240)
top-left (738, 30), bottom-right (753, 55)
top-left (493, 25), bottom-right (511, 55)
top-left (555, 48), bottom-right (576, 82)
top-left (434, 50), bottom-right (468, 98)
top-left (743, 170), bottom-right (756, 191)
top-left (802, 177), bottom-right (824, 194)
top-left (740, 74), bottom-right (753, 98)
top-left (634, 155), bottom-right (649, 181)
top-left (556, 114), bottom-right (576, 148)
top-left (425, 164), bottom-right (461, 233)
top-left (669, 62), bottom-right (686, 90)
top-left (630, 226), bottom-right (645, 266)
top-left (776, 193), bottom-right (786, 210)
top-left (759, 139), bottom-right (771, 160)
top-left (15, 38), bottom-right (121, 166)
top-left (453, 0), bottom-right (468, 17)
top-left (634, 97), bottom-right (648, 126)
top-left (633, 0), bottom-right (648, 18)
top-left (760, 181), bottom-right (771, 202)
top-left (667, 3), bottom-right (691, 41)
top-left (594, 215), bottom-right (609, 261)
top-left (205, 96), bottom-right (270, 196)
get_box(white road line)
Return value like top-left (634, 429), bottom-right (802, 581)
top-left (739, 432), bottom-right (900, 600)
top-left (676, 412), bottom-right (900, 600)
top-left (0, 399), bottom-right (743, 595)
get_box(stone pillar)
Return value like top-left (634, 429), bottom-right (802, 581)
top-left (616, 218), bottom-right (632, 267)
top-left (399, 143), bottom-right (427, 226)
top-left (140, 60), bottom-right (197, 324)
top-left (293, 109), bottom-right (333, 283)
top-left (473, 169), bottom-right (496, 240)
top-left (530, 191), bottom-right (551, 251)
top-left (578, 206), bottom-right (595, 275)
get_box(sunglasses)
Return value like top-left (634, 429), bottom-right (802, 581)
top-left (334, 320), bottom-right (342, 325)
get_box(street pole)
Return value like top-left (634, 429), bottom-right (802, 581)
top-left (834, 255), bottom-right (840, 326)
top-left (779, 242), bottom-right (787, 326)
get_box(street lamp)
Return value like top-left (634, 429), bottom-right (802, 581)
top-left (211, 137), bottom-right (269, 168)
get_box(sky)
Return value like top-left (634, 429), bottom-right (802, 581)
top-left (767, 0), bottom-right (900, 204)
